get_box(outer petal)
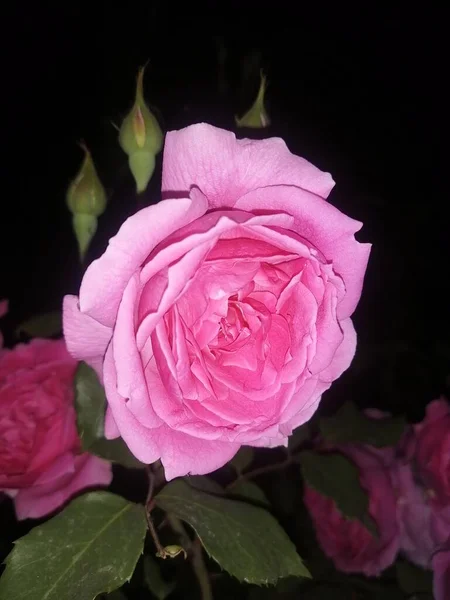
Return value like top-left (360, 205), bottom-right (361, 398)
top-left (158, 429), bottom-right (240, 481)
top-left (113, 274), bottom-right (163, 429)
top-left (63, 295), bottom-right (112, 378)
top-left (79, 193), bottom-right (208, 328)
top-left (235, 185), bottom-right (371, 319)
top-left (12, 454), bottom-right (112, 520)
top-left (104, 339), bottom-right (240, 478)
top-left (103, 343), bottom-right (161, 464)
top-left (162, 124), bottom-right (335, 207)
top-left (318, 318), bottom-right (357, 383)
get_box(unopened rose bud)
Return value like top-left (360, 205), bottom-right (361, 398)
top-left (119, 65), bottom-right (163, 193)
top-left (235, 71), bottom-right (270, 129)
top-left (66, 144), bottom-right (107, 261)
top-left (129, 151), bottom-right (156, 195)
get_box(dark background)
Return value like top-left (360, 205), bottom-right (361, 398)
top-left (2, 2), bottom-right (447, 418)
top-left (0, 3), bottom-right (448, 597)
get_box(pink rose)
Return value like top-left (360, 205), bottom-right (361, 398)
top-left (0, 338), bottom-right (112, 519)
top-left (412, 398), bottom-right (450, 507)
top-left (64, 123), bottom-right (370, 480)
top-left (392, 461), bottom-right (450, 568)
top-left (432, 541), bottom-right (450, 600)
top-left (303, 447), bottom-right (400, 576)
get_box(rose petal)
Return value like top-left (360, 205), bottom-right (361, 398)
top-left (13, 454), bottom-right (112, 520)
top-left (63, 295), bottom-right (112, 379)
top-left (79, 193), bottom-right (208, 328)
top-left (235, 184), bottom-right (371, 319)
top-left (103, 343), bottom-right (161, 463)
top-left (162, 123), bottom-right (335, 205)
top-left (157, 429), bottom-right (240, 480)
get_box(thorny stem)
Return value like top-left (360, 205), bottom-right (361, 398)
top-left (167, 514), bottom-right (213, 600)
top-left (227, 452), bottom-right (293, 491)
top-left (145, 465), bottom-right (166, 557)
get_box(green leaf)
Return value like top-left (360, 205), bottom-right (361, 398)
top-left (320, 402), bottom-right (405, 447)
top-left (229, 446), bottom-right (254, 474)
top-left (15, 311), bottom-right (62, 338)
top-left (74, 361), bottom-right (107, 450)
top-left (155, 479), bottom-right (309, 585)
top-left (185, 475), bottom-right (225, 495)
top-left (396, 560), bottom-right (433, 595)
top-left (143, 555), bottom-right (175, 600)
top-left (299, 451), bottom-right (378, 538)
top-left (229, 481), bottom-right (270, 507)
top-left (90, 437), bottom-right (146, 469)
top-left (0, 492), bottom-right (147, 600)
top-left (288, 424), bottom-right (310, 452)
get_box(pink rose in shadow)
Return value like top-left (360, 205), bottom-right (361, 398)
top-left (412, 398), bottom-right (450, 508)
top-left (303, 447), bottom-right (400, 576)
top-left (0, 338), bottom-right (112, 519)
top-left (392, 461), bottom-right (450, 568)
top-left (433, 541), bottom-right (450, 600)
top-left (64, 123), bottom-right (370, 480)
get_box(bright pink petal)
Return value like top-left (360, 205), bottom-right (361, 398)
top-left (162, 123), bottom-right (335, 206)
top-left (79, 193), bottom-right (208, 328)
top-left (63, 295), bottom-right (112, 378)
top-left (235, 185), bottom-right (371, 319)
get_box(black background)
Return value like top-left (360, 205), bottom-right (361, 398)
top-left (0, 2), bottom-right (448, 597)
top-left (2, 2), bottom-right (447, 415)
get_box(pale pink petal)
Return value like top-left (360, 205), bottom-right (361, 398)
top-left (309, 284), bottom-right (343, 374)
top-left (103, 343), bottom-right (161, 464)
top-left (79, 194), bottom-right (208, 328)
top-left (318, 318), bottom-right (357, 383)
top-left (162, 123), bottom-right (335, 206)
top-left (280, 379), bottom-right (330, 433)
top-left (13, 454), bottom-right (112, 520)
top-left (104, 406), bottom-right (120, 438)
top-left (113, 274), bottom-right (163, 429)
top-left (235, 185), bottom-right (371, 319)
top-left (63, 295), bottom-right (112, 379)
top-left (157, 429), bottom-right (240, 480)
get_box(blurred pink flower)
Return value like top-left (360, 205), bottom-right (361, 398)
top-left (411, 398), bottom-right (450, 508)
top-left (304, 446), bottom-right (400, 576)
top-left (432, 540), bottom-right (450, 600)
top-left (0, 338), bottom-right (112, 519)
top-left (392, 461), bottom-right (450, 568)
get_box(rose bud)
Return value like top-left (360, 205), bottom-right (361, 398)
top-left (235, 71), bottom-right (270, 129)
top-left (66, 144), bottom-right (107, 262)
top-left (119, 64), bottom-right (163, 193)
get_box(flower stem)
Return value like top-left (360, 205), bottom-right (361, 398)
top-left (167, 514), bottom-right (213, 600)
top-left (145, 465), bottom-right (166, 557)
top-left (227, 455), bottom-right (292, 491)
